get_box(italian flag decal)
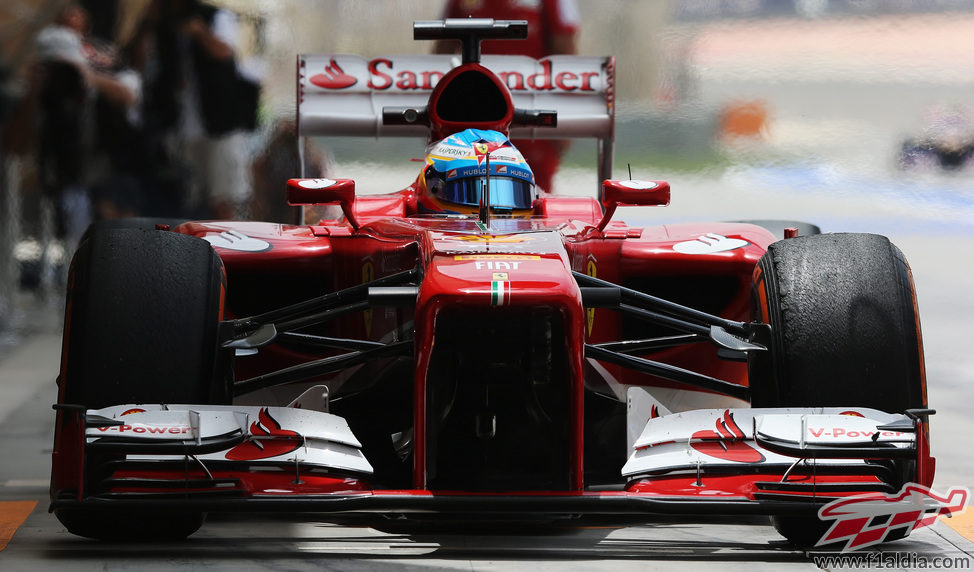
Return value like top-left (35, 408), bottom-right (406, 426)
top-left (490, 280), bottom-right (510, 306)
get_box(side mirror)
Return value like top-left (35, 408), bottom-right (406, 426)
top-left (286, 178), bottom-right (359, 229)
top-left (597, 180), bottom-right (670, 232)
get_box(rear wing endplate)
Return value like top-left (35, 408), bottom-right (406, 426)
top-left (297, 54), bottom-right (616, 188)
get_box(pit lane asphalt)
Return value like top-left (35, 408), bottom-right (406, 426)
top-left (0, 228), bottom-right (972, 569)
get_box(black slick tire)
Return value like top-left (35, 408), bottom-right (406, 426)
top-left (52, 228), bottom-right (231, 540)
top-left (748, 233), bottom-right (927, 547)
top-left (80, 217), bottom-right (187, 241)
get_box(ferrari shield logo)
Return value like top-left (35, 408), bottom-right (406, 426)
top-left (586, 257), bottom-right (597, 335)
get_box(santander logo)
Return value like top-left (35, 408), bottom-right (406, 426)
top-left (202, 230), bottom-right (272, 253)
top-left (309, 58), bottom-right (358, 89)
top-left (689, 409), bottom-right (765, 463)
top-left (673, 233), bottom-right (749, 255)
top-left (308, 57), bottom-right (601, 93)
top-left (225, 408), bottom-right (302, 461)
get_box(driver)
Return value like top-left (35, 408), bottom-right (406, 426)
top-left (416, 128), bottom-right (537, 216)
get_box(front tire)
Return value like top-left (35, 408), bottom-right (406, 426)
top-left (748, 233), bottom-right (927, 547)
top-left (52, 228), bottom-right (231, 540)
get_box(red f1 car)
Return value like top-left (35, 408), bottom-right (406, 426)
top-left (50, 20), bottom-right (932, 547)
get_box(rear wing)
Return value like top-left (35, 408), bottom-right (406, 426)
top-left (297, 54), bottom-right (616, 188)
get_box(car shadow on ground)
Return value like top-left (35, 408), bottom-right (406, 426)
top-left (36, 513), bottom-right (820, 567)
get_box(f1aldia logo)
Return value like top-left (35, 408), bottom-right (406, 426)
top-left (816, 483), bottom-right (968, 551)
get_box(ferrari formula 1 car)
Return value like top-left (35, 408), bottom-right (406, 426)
top-left (51, 20), bottom-right (935, 547)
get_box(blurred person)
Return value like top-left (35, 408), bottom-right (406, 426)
top-left (83, 3), bottom-right (160, 223)
top-left (118, 0), bottom-right (193, 218)
top-left (250, 119), bottom-right (334, 224)
top-left (435, 0), bottom-right (580, 193)
top-left (162, 0), bottom-right (260, 220)
top-left (30, 2), bottom-right (141, 288)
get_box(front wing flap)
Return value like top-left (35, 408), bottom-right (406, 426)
top-left (84, 404), bottom-right (372, 474)
top-left (623, 407), bottom-right (916, 478)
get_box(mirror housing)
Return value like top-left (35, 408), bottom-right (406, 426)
top-left (286, 178), bottom-right (359, 229)
top-left (597, 180), bottom-right (670, 232)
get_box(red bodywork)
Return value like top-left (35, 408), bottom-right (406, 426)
top-left (176, 212), bottom-right (773, 484)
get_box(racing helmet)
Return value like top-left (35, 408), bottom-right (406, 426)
top-left (417, 129), bottom-right (537, 216)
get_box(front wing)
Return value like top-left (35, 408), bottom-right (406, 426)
top-left (50, 403), bottom-right (930, 520)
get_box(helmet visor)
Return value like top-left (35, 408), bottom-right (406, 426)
top-left (441, 176), bottom-right (534, 209)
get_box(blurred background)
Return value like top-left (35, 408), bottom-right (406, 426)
top-left (0, 0), bottom-right (972, 487)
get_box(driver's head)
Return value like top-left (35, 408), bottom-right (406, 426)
top-left (417, 129), bottom-right (536, 216)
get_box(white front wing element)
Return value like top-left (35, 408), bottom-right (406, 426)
top-left (622, 407), bottom-right (916, 478)
top-left (754, 413), bottom-right (915, 447)
top-left (85, 404), bottom-right (373, 475)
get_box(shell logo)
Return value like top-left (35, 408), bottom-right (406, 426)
top-left (840, 410), bottom-right (866, 418)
